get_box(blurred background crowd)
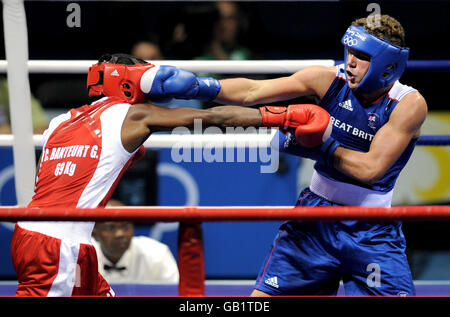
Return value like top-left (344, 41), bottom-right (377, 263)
top-left (0, 1), bottom-right (448, 113)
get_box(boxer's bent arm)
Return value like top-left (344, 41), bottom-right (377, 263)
top-left (333, 92), bottom-right (427, 184)
top-left (215, 66), bottom-right (335, 106)
top-left (122, 103), bottom-right (261, 152)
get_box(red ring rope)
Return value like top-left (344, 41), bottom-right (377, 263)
top-left (3, 204), bottom-right (449, 297)
top-left (0, 205), bottom-right (449, 222)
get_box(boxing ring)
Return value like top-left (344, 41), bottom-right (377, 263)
top-left (1, 58), bottom-right (450, 296)
top-left (1, 0), bottom-right (450, 296)
top-left (1, 205), bottom-right (450, 296)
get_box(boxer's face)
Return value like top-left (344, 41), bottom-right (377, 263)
top-left (93, 222), bottom-right (134, 263)
top-left (346, 47), bottom-right (371, 90)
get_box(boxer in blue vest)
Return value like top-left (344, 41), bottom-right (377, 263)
top-left (135, 14), bottom-right (427, 296)
top-left (252, 16), bottom-right (426, 296)
top-left (249, 15), bottom-right (426, 296)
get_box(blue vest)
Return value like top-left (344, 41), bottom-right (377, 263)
top-left (315, 64), bottom-right (418, 193)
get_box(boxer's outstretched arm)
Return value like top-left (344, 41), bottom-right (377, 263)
top-left (122, 103), bottom-right (262, 152)
top-left (122, 103), bottom-right (328, 153)
top-left (333, 92), bottom-right (427, 184)
top-left (144, 104), bottom-right (262, 130)
top-left (214, 66), bottom-right (335, 106)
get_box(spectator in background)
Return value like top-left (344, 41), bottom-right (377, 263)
top-left (131, 41), bottom-right (164, 61)
top-left (158, 3), bottom-right (219, 60)
top-left (0, 77), bottom-right (49, 134)
top-left (197, 1), bottom-right (250, 62)
top-left (92, 199), bottom-right (179, 283)
top-left (195, 2), bottom-right (262, 109)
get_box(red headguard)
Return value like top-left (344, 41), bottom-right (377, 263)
top-left (87, 54), bottom-right (156, 104)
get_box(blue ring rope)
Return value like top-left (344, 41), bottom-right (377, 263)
top-left (417, 135), bottom-right (450, 146)
top-left (334, 60), bottom-right (450, 72)
top-left (406, 60), bottom-right (450, 72)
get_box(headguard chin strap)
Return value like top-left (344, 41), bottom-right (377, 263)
top-left (87, 54), bottom-right (156, 104)
top-left (341, 25), bottom-right (409, 94)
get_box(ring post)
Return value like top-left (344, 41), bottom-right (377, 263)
top-left (177, 221), bottom-right (205, 296)
top-left (1, 0), bottom-right (36, 205)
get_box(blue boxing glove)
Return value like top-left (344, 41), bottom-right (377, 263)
top-left (140, 65), bottom-right (221, 103)
top-left (271, 130), bottom-right (340, 167)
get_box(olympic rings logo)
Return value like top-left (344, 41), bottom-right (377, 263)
top-left (343, 35), bottom-right (358, 47)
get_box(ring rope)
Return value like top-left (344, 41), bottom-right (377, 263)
top-left (0, 134), bottom-right (448, 148)
top-left (334, 59), bottom-right (450, 72)
top-left (0, 60), bottom-right (334, 74)
top-left (0, 59), bottom-right (449, 74)
top-left (0, 205), bottom-right (449, 222)
top-left (416, 135), bottom-right (450, 146)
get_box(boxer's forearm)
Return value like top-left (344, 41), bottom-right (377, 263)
top-left (215, 67), bottom-right (332, 107)
top-left (332, 145), bottom-right (400, 185)
top-left (205, 106), bottom-right (262, 128)
top-left (215, 77), bottom-right (297, 107)
top-left (332, 147), bottom-right (381, 184)
top-left (214, 78), bottom-right (260, 106)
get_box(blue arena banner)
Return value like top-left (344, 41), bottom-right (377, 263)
top-left (145, 148), bottom-right (300, 279)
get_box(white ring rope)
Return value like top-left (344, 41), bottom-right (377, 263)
top-left (0, 130), bottom-right (278, 148)
top-left (0, 59), bottom-right (335, 74)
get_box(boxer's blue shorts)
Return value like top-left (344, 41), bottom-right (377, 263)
top-left (254, 188), bottom-right (415, 296)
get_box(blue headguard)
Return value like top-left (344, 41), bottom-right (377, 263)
top-left (341, 25), bottom-right (409, 94)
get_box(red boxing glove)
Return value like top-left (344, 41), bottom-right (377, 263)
top-left (293, 104), bottom-right (333, 148)
top-left (259, 104), bottom-right (332, 147)
top-left (259, 106), bottom-right (288, 129)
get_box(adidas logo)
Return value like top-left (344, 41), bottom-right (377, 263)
top-left (264, 276), bottom-right (279, 289)
top-left (338, 100), bottom-right (353, 111)
top-left (111, 69), bottom-right (120, 77)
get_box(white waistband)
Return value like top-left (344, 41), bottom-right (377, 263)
top-left (17, 221), bottom-right (95, 245)
top-left (309, 170), bottom-right (393, 207)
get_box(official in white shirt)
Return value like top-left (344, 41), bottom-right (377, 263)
top-left (92, 200), bottom-right (179, 283)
